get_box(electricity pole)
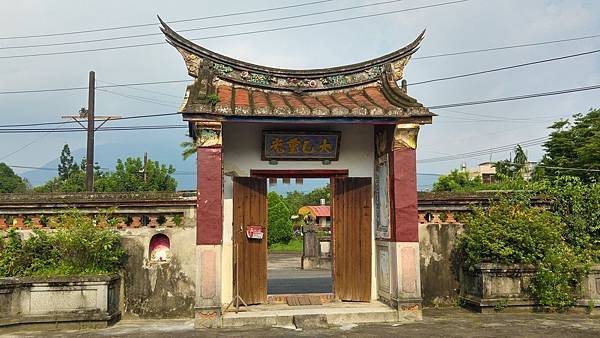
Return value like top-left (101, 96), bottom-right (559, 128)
top-left (143, 152), bottom-right (148, 183)
top-left (62, 71), bottom-right (121, 192)
top-left (86, 71), bottom-right (95, 192)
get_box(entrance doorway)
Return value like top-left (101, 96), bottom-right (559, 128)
top-left (232, 172), bottom-right (372, 305)
top-left (266, 178), bottom-right (332, 295)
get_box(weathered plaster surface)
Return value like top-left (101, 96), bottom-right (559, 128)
top-left (121, 228), bottom-right (196, 318)
top-left (419, 223), bottom-right (463, 306)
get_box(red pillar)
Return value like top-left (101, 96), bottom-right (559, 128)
top-left (389, 123), bottom-right (422, 315)
top-left (195, 123), bottom-right (223, 245)
top-left (392, 148), bottom-right (418, 242)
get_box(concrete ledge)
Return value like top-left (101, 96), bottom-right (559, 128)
top-left (0, 275), bottom-right (121, 331)
top-left (460, 264), bottom-right (600, 313)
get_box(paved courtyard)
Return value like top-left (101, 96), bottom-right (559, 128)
top-left (2, 308), bottom-right (600, 338)
top-left (267, 252), bottom-right (332, 294)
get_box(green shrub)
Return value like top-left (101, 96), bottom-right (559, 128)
top-left (268, 192), bottom-right (293, 246)
top-left (456, 193), bottom-right (588, 309)
top-left (456, 194), bottom-right (565, 269)
top-left (530, 248), bottom-right (586, 310)
top-left (539, 177), bottom-right (600, 262)
top-left (0, 210), bottom-right (125, 277)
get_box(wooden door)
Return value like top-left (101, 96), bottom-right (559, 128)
top-left (233, 177), bottom-right (268, 305)
top-left (332, 177), bottom-right (372, 301)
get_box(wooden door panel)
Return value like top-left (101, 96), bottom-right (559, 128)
top-left (233, 177), bottom-right (267, 305)
top-left (333, 177), bottom-right (372, 302)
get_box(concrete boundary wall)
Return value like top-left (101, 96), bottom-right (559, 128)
top-left (0, 191), bottom-right (529, 313)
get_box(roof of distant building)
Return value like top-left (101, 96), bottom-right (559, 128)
top-left (298, 205), bottom-right (331, 218)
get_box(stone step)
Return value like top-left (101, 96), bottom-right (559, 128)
top-left (221, 303), bottom-right (398, 328)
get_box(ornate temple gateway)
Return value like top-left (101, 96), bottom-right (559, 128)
top-left (160, 18), bottom-right (434, 327)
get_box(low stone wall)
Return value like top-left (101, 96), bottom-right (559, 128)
top-left (459, 264), bottom-right (600, 313)
top-left (0, 275), bottom-right (120, 330)
top-left (459, 264), bottom-right (536, 312)
top-left (578, 267), bottom-right (600, 308)
top-left (0, 192), bottom-right (198, 319)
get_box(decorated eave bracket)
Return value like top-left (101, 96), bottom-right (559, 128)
top-left (158, 16), bottom-right (425, 93)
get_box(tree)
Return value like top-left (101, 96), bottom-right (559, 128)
top-left (267, 192), bottom-right (293, 246)
top-left (538, 108), bottom-right (600, 182)
top-left (305, 184), bottom-right (331, 206)
top-left (0, 163), bottom-right (28, 193)
top-left (495, 145), bottom-right (528, 179)
top-left (282, 191), bottom-right (307, 216)
top-left (95, 157), bottom-right (177, 192)
top-left (283, 184), bottom-right (331, 215)
top-left (57, 144), bottom-right (77, 180)
top-left (180, 140), bottom-right (196, 161)
top-left (432, 170), bottom-right (485, 192)
top-left (36, 147), bottom-right (177, 192)
top-left (35, 170), bottom-right (87, 193)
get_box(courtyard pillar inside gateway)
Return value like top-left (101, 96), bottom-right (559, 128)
top-left (391, 123), bottom-right (422, 319)
top-left (193, 121), bottom-right (223, 328)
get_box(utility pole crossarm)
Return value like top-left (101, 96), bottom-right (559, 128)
top-left (94, 117), bottom-right (121, 131)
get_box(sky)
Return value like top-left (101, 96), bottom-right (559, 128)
top-left (0, 0), bottom-right (599, 191)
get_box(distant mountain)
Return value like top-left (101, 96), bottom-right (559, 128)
top-left (21, 142), bottom-right (197, 190)
top-left (21, 142), bottom-right (438, 193)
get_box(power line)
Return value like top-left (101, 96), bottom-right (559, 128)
top-left (6, 163), bottom-right (196, 177)
top-left (96, 88), bottom-right (179, 108)
top-left (0, 122), bottom-right (68, 161)
top-left (0, 0), bottom-right (337, 40)
top-left (1, 0), bottom-right (408, 50)
top-left (436, 108), bottom-right (567, 122)
top-left (0, 0), bottom-right (471, 59)
top-left (417, 141), bottom-right (548, 164)
top-left (417, 136), bottom-right (548, 163)
top-left (428, 84), bottom-right (600, 109)
top-left (408, 48), bottom-right (600, 86)
top-left (5, 164), bottom-right (58, 172)
top-left (412, 33), bottom-right (600, 60)
top-left (0, 112), bottom-right (180, 128)
top-left (434, 119), bottom-right (554, 124)
top-left (0, 125), bottom-right (188, 134)
top-left (96, 79), bottom-right (181, 99)
top-left (0, 80), bottom-right (189, 95)
top-left (536, 165), bottom-right (600, 173)
top-left (1, 82), bottom-right (600, 130)
top-left (2, 43), bottom-right (599, 96)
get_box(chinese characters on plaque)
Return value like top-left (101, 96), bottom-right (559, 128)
top-left (262, 131), bottom-right (341, 161)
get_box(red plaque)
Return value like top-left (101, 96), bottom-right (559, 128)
top-left (246, 225), bottom-right (264, 239)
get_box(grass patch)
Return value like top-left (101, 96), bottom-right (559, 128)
top-left (269, 238), bottom-right (303, 253)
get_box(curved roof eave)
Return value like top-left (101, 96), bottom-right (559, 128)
top-left (158, 15), bottom-right (425, 78)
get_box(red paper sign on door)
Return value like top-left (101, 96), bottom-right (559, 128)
top-left (246, 225), bottom-right (264, 239)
